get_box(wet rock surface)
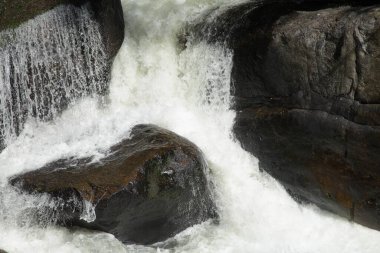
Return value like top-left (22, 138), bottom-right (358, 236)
top-left (0, 0), bottom-right (125, 37)
top-left (0, 0), bottom-right (70, 30)
top-left (91, 0), bottom-right (125, 59)
top-left (10, 124), bottom-right (216, 245)
top-left (227, 1), bottom-right (380, 230)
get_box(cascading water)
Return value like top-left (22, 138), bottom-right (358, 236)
top-left (0, 4), bottom-right (108, 149)
top-left (1, 0), bottom-right (380, 252)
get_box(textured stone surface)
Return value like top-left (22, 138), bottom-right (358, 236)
top-left (227, 1), bottom-right (380, 230)
top-left (10, 125), bottom-right (216, 244)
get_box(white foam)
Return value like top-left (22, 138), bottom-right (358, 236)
top-left (0, 0), bottom-right (380, 252)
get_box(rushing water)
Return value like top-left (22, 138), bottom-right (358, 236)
top-left (0, 4), bottom-right (108, 148)
top-left (1, 0), bottom-right (380, 252)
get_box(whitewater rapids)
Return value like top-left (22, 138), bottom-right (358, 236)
top-left (0, 0), bottom-right (380, 252)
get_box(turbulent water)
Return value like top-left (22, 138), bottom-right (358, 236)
top-left (1, 0), bottom-right (380, 252)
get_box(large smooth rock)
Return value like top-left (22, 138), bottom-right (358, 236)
top-left (227, 2), bottom-right (380, 229)
top-left (10, 124), bottom-right (216, 245)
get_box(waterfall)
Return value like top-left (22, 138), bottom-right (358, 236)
top-left (0, 0), bottom-right (380, 252)
top-left (0, 4), bottom-right (108, 149)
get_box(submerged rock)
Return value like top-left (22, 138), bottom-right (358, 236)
top-left (10, 124), bottom-right (216, 245)
top-left (226, 2), bottom-right (380, 230)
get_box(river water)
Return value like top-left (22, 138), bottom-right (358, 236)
top-left (0, 0), bottom-right (380, 252)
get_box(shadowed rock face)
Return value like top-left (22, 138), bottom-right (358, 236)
top-left (91, 0), bottom-right (125, 59)
top-left (0, 0), bottom-right (125, 36)
top-left (0, 0), bottom-right (70, 30)
top-left (225, 1), bottom-right (380, 230)
top-left (10, 124), bottom-right (217, 245)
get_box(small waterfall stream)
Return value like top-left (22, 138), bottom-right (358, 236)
top-left (0, 1), bottom-right (380, 252)
top-left (0, 4), bottom-right (108, 149)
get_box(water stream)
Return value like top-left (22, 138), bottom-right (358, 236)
top-left (0, 4), bottom-right (108, 148)
top-left (0, 1), bottom-right (380, 252)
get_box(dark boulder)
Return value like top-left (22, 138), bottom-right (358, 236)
top-left (10, 124), bottom-right (216, 245)
top-left (228, 2), bottom-right (380, 229)
top-left (91, 0), bottom-right (125, 59)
